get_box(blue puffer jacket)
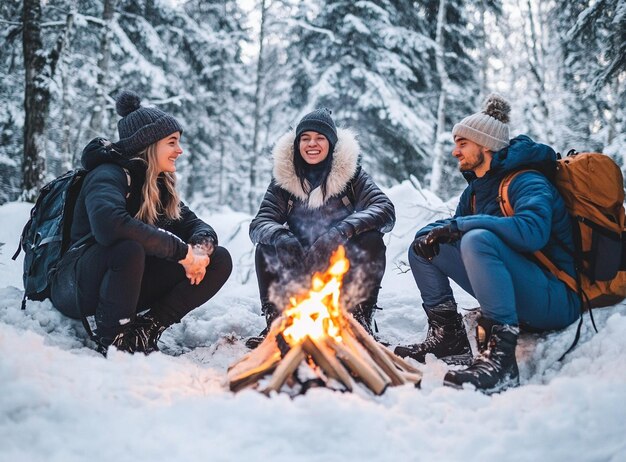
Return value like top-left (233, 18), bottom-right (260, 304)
top-left (417, 135), bottom-right (575, 279)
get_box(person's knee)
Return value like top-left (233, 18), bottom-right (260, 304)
top-left (348, 230), bottom-right (386, 262)
top-left (108, 240), bottom-right (145, 272)
top-left (210, 246), bottom-right (233, 282)
top-left (190, 246), bottom-right (231, 305)
top-left (256, 243), bottom-right (279, 268)
top-left (408, 243), bottom-right (430, 267)
top-left (351, 230), bottom-right (384, 249)
top-left (460, 229), bottom-right (500, 255)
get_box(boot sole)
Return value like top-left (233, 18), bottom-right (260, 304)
top-left (393, 350), bottom-right (473, 365)
top-left (443, 375), bottom-right (520, 394)
top-left (245, 336), bottom-right (267, 349)
top-left (440, 353), bottom-right (473, 366)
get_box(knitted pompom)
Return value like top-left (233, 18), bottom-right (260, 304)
top-left (482, 93), bottom-right (511, 124)
top-left (115, 90), bottom-right (141, 117)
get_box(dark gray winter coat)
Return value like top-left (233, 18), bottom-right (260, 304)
top-left (250, 128), bottom-right (395, 248)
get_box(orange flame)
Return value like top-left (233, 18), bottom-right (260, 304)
top-left (282, 246), bottom-right (350, 345)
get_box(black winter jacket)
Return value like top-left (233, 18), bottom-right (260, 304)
top-left (250, 128), bottom-right (395, 248)
top-left (70, 138), bottom-right (217, 261)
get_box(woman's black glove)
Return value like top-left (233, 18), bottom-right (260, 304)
top-left (189, 233), bottom-right (216, 256)
top-left (412, 223), bottom-right (462, 260)
top-left (305, 227), bottom-right (348, 271)
top-left (274, 232), bottom-right (306, 272)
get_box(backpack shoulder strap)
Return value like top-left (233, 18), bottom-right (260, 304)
top-left (498, 170), bottom-right (531, 217)
top-left (341, 195), bottom-right (354, 213)
top-left (498, 169), bottom-right (579, 294)
top-left (123, 167), bottom-right (131, 198)
top-left (340, 168), bottom-right (361, 214)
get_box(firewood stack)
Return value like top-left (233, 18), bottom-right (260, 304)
top-left (227, 310), bottom-right (422, 395)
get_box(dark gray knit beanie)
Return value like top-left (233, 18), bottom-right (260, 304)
top-left (115, 90), bottom-right (183, 155)
top-left (295, 108), bottom-right (338, 146)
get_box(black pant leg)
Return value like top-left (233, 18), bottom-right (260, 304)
top-left (341, 230), bottom-right (387, 310)
top-left (69, 240), bottom-right (145, 338)
top-left (255, 243), bottom-right (309, 310)
top-left (255, 244), bottom-right (280, 305)
top-left (146, 246), bottom-right (233, 326)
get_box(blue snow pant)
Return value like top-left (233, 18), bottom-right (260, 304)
top-left (409, 229), bottom-right (580, 330)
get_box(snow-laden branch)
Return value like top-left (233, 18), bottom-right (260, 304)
top-left (285, 18), bottom-right (339, 43)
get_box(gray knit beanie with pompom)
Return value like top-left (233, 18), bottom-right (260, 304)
top-left (115, 90), bottom-right (183, 155)
top-left (452, 93), bottom-right (511, 151)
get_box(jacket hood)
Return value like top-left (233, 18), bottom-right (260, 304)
top-left (490, 135), bottom-right (557, 172)
top-left (81, 138), bottom-right (130, 170)
top-left (81, 137), bottom-right (146, 177)
top-left (462, 135), bottom-right (557, 183)
top-left (273, 128), bottom-right (359, 209)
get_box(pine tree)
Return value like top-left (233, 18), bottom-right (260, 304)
top-left (551, 0), bottom-right (625, 155)
top-left (283, 0), bottom-right (437, 185)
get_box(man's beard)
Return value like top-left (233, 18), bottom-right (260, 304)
top-left (458, 151), bottom-right (485, 172)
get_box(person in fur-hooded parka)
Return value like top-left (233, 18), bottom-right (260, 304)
top-left (248, 109), bottom-right (395, 345)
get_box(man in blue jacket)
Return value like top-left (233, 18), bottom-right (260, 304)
top-left (394, 94), bottom-right (580, 392)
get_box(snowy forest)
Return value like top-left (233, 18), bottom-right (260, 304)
top-left (1, 0), bottom-right (624, 210)
top-left (2, 2), bottom-right (626, 459)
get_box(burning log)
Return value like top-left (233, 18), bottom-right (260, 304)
top-left (227, 247), bottom-right (422, 396)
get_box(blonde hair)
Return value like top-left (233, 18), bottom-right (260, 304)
top-left (135, 143), bottom-right (181, 225)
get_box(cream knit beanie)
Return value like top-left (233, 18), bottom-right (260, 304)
top-left (452, 93), bottom-right (511, 151)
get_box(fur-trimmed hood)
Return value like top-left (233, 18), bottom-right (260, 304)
top-left (272, 128), bottom-right (359, 209)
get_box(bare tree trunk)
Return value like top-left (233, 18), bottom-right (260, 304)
top-left (22, 0), bottom-right (74, 201)
top-left (520, 0), bottom-right (553, 142)
top-left (607, 79), bottom-right (619, 149)
top-left (22, 0), bottom-right (48, 201)
top-left (479, 0), bottom-right (489, 96)
top-left (218, 132), bottom-right (225, 205)
top-left (89, 0), bottom-right (116, 137)
top-left (60, 50), bottom-right (72, 172)
top-left (429, 0), bottom-right (449, 193)
top-left (249, 0), bottom-right (268, 213)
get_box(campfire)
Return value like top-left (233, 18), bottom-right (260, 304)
top-left (228, 246), bottom-right (422, 395)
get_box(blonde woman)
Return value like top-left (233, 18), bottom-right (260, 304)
top-left (50, 90), bottom-right (232, 355)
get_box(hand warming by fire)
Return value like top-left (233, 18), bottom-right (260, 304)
top-left (228, 247), bottom-right (422, 396)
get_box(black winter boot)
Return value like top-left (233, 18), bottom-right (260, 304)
top-left (350, 303), bottom-right (379, 337)
top-left (245, 302), bottom-right (279, 349)
top-left (94, 324), bottom-right (148, 357)
top-left (134, 312), bottom-right (168, 354)
top-left (444, 322), bottom-right (520, 393)
top-left (394, 301), bottom-right (472, 365)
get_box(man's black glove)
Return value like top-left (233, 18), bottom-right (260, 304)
top-left (274, 232), bottom-right (306, 273)
top-left (426, 223), bottom-right (462, 245)
top-left (412, 235), bottom-right (439, 260)
top-left (305, 227), bottom-right (349, 271)
top-left (412, 223), bottom-right (462, 261)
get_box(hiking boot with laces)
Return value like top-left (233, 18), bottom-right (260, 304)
top-left (245, 302), bottom-right (279, 349)
top-left (350, 302), bottom-right (379, 337)
top-left (394, 301), bottom-right (472, 365)
top-left (94, 324), bottom-right (148, 357)
top-left (134, 312), bottom-right (168, 354)
top-left (444, 321), bottom-right (520, 393)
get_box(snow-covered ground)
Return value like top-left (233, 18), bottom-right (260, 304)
top-left (1, 182), bottom-right (625, 462)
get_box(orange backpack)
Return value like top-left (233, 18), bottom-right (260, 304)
top-left (499, 151), bottom-right (626, 311)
